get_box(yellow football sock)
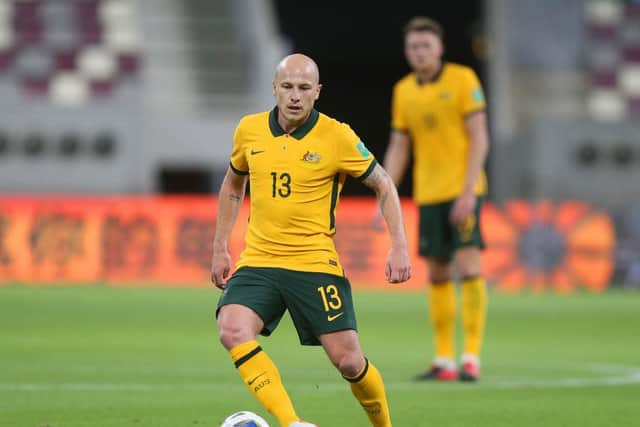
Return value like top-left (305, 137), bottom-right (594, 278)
top-left (344, 359), bottom-right (392, 427)
top-left (461, 276), bottom-right (487, 356)
top-left (230, 340), bottom-right (298, 427)
top-left (428, 280), bottom-right (456, 360)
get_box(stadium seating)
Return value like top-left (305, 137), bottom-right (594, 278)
top-left (586, 0), bottom-right (640, 120)
top-left (0, 0), bottom-right (141, 105)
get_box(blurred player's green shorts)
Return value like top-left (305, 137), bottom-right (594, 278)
top-left (418, 196), bottom-right (485, 261)
top-left (216, 266), bottom-right (357, 345)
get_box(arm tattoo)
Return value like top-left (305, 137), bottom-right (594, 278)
top-left (229, 194), bottom-right (241, 202)
top-left (363, 167), bottom-right (384, 190)
top-left (379, 192), bottom-right (389, 215)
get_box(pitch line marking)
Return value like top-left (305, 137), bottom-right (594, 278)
top-left (2, 373), bottom-right (640, 392)
top-left (2, 363), bottom-right (639, 392)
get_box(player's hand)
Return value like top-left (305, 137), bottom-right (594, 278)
top-left (450, 193), bottom-right (476, 226)
top-left (211, 249), bottom-right (232, 290)
top-left (385, 246), bottom-right (411, 284)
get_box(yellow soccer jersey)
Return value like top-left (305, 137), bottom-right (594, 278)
top-left (229, 107), bottom-right (377, 275)
top-left (391, 62), bottom-right (488, 204)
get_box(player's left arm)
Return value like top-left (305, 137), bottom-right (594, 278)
top-left (451, 110), bottom-right (490, 225)
top-left (362, 163), bottom-right (412, 284)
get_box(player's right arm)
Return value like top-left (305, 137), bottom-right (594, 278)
top-left (382, 129), bottom-right (411, 187)
top-left (383, 81), bottom-right (412, 187)
top-left (371, 129), bottom-right (411, 231)
top-left (211, 167), bottom-right (248, 290)
top-left (373, 81), bottom-right (413, 229)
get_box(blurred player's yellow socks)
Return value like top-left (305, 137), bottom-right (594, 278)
top-left (461, 276), bottom-right (487, 356)
top-left (344, 359), bottom-right (392, 427)
top-left (429, 280), bottom-right (456, 359)
top-left (230, 340), bottom-right (298, 426)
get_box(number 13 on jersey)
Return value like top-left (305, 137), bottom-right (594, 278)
top-left (270, 171), bottom-right (291, 198)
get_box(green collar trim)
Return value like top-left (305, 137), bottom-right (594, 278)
top-left (269, 107), bottom-right (320, 140)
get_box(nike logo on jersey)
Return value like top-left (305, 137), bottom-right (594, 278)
top-left (251, 149), bottom-right (265, 155)
top-left (247, 371), bottom-right (267, 385)
top-left (327, 312), bottom-right (344, 322)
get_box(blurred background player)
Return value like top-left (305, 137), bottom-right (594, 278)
top-left (381, 16), bottom-right (490, 381)
top-left (212, 53), bottom-right (411, 426)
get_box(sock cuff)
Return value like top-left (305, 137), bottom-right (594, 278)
top-left (433, 356), bottom-right (456, 369)
top-left (229, 340), bottom-right (262, 368)
top-left (343, 357), bottom-right (369, 383)
top-left (461, 275), bottom-right (482, 283)
top-left (461, 353), bottom-right (480, 366)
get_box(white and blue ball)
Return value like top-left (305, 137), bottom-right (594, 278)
top-left (220, 411), bottom-right (270, 427)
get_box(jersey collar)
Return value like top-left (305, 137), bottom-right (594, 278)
top-left (416, 62), bottom-right (446, 85)
top-left (269, 106), bottom-right (320, 140)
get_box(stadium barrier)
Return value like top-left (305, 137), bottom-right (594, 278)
top-left (0, 196), bottom-right (618, 292)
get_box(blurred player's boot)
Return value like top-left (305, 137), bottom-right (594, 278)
top-left (288, 422), bottom-right (318, 427)
top-left (459, 354), bottom-right (480, 382)
top-left (414, 358), bottom-right (457, 381)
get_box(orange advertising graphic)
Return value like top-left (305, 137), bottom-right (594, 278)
top-left (482, 200), bottom-right (616, 293)
top-left (0, 196), bottom-right (616, 292)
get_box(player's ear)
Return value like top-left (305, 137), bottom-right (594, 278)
top-left (315, 83), bottom-right (322, 100)
top-left (438, 39), bottom-right (445, 57)
top-left (272, 80), bottom-right (277, 96)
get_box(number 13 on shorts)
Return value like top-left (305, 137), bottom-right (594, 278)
top-left (317, 284), bottom-right (343, 311)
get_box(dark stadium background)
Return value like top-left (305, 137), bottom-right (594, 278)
top-left (273, 0), bottom-right (485, 197)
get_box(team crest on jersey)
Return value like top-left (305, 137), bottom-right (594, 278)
top-left (301, 151), bottom-right (321, 163)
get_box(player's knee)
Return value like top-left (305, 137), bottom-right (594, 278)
top-left (429, 259), bottom-right (451, 283)
top-left (429, 268), bottom-right (451, 283)
top-left (217, 322), bottom-right (254, 350)
top-left (457, 261), bottom-right (481, 278)
top-left (455, 249), bottom-right (481, 277)
top-left (430, 274), bottom-right (451, 284)
top-left (333, 352), bottom-right (365, 377)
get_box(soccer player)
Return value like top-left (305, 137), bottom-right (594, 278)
top-left (381, 17), bottom-right (489, 382)
top-left (212, 53), bottom-right (411, 427)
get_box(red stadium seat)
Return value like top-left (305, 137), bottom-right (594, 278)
top-left (0, 50), bottom-right (14, 72)
top-left (90, 79), bottom-right (113, 97)
top-left (21, 76), bottom-right (49, 96)
top-left (118, 52), bottom-right (139, 75)
top-left (54, 49), bottom-right (77, 71)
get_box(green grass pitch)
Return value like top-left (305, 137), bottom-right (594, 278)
top-left (1, 285), bottom-right (639, 426)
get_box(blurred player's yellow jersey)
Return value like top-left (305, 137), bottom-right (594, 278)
top-left (391, 62), bottom-right (488, 204)
top-left (229, 107), bottom-right (377, 275)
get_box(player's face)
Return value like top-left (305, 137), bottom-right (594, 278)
top-left (273, 66), bottom-right (321, 128)
top-left (405, 31), bottom-right (443, 72)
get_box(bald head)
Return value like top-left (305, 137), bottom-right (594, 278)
top-left (274, 53), bottom-right (320, 84)
top-left (271, 53), bottom-right (322, 132)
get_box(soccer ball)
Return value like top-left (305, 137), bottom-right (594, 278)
top-left (220, 411), bottom-right (270, 427)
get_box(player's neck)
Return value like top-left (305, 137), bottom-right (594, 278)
top-left (416, 60), bottom-right (442, 83)
top-left (278, 111), bottom-right (310, 134)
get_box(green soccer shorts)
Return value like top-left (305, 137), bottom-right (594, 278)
top-left (216, 266), bottom-right (357, 345)
top-left (418, 196), bottom-right (485, 261)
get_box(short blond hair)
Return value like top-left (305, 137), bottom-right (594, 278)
top-left (404, 16), bottom-right (443, 40)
